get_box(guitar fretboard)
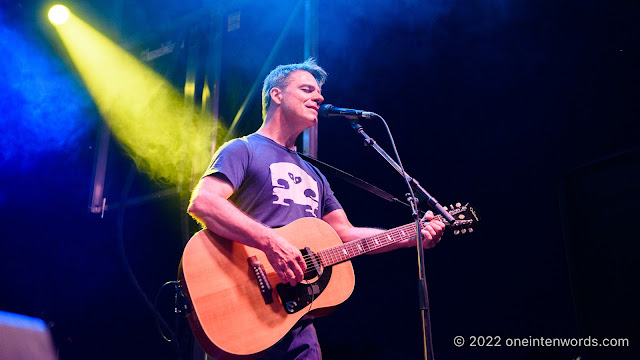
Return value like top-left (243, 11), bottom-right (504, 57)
top-left (317, 218), bottom-right (442, 267)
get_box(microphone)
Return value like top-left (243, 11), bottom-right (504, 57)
top-left (318, 104), bottom-right (376, 119)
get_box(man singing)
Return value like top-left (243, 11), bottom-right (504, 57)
top-left (188, 58), bottom-right (445, 359)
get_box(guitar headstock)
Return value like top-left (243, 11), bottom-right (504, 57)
top-left (435, 202), bottom-right (479, 235)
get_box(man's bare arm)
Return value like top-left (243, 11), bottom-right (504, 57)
top-left (188, 176), bottom-right (306, 285)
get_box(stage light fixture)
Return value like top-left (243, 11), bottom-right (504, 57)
top-left (48, 5), bottom-right (70, 25)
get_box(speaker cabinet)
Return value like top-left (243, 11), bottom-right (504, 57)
top-left (0, 311), bottom-right (57, 360)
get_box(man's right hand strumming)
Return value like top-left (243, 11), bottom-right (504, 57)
top-left (189, 176), bottom-right (306, 288)
top-left (263, 234), bottom-right (307, 286)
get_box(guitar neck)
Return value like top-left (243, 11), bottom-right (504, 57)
top-left (318, 216), bottom-right (445, 267)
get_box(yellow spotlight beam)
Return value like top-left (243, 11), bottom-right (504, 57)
top-left (53, 12), bottom-right (218, 187)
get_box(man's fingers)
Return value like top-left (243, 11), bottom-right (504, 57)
top-left (420, 218), bottom-right (445, 249)
top-left (289, 260), bottom-right (304, 285)
top-left (279, 254), bottom-right (306, 286)
top-left (285, 269), bottom-right (298, 286)
top-left (268, 236), bottom-right (308, 286)
top-left (427, 225), bottom-right (438, 237)
top-left (278, 270), bottom-right (288, 284)
top-left (424, 210), bottom-right (435, 221)
top-left (420, 231), bottom-right (436, 248)
top-left (278, 268), bottom-right (298, 286)
top-left (431, 220), bottom-right (445, 231)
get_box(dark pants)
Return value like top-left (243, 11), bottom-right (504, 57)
top-left (258, 319), bottom-right (321, 360)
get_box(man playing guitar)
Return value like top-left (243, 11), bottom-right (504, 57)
top-left (187, 59), bottom-right (445, 359)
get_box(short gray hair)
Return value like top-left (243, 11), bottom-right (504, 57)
top-left (261, 58), bottom-right (327, 118)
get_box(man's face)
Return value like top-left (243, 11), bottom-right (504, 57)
top-left (278, 70), bottom-right (324, 128)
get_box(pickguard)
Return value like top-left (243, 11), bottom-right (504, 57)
top-left (275, 253), bottom-right (332, 314)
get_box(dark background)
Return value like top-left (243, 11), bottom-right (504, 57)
top-left (1, 0), bottom-right (638, 359)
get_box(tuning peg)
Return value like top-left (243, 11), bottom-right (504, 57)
top-left (454, 230), bottom-right (460, 235)
top-left (456, 202), bottom-right (461, 208)
top-left (468, 228), bottom-right (473, 233)
top-left (461, 229), bottom-right (467, 234)
top-left (449, 204), bottom-right (454, 209)
top-left (443, 206), bottom-right (448, 211)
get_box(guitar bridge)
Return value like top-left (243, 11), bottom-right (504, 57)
top-left (248, 256), bottom-right (273, 304)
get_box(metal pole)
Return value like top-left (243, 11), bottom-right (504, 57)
top-left (302, 0), bottom-right (319, 157)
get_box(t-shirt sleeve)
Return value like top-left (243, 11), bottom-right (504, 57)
top-left (202, 138), bottom-right (250, 191)
top-left (317, 170), bottom-right (343, 216)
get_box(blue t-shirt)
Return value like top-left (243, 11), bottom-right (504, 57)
top-left (204, 133), bottom-right (342, 228)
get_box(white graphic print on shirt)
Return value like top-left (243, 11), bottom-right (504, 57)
top-left (269, 162), bottom-right (320, 217)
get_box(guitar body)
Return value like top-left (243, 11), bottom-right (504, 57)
top-left (178, 202), bottom-right (477, 359)
top-left (178, 217), bottom-right (355, 359)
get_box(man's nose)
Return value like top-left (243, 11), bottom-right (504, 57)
top-left (314, 92), bottom-right (324, 104)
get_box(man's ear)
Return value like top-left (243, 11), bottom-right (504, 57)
top-left (270, 87), bottom-right (283, 105)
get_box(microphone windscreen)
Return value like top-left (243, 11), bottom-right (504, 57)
top-left (318, 104), bottom-right (333, 118)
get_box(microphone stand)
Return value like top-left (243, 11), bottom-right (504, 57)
top-left (348, 118), bottom-right (454, 360)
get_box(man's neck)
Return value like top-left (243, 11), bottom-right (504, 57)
top-left (257, 116), bottom-right (304, 150)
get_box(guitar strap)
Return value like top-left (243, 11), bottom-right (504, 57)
top-left (296, 152), bottom-right (409, 207)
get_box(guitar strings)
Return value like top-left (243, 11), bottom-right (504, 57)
top-left (290, 217), bottom-right (449, 276)
top-left (296, 223), bottom-right (421, 264)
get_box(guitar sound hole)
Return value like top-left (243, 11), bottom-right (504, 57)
top-left (302, 248), bottom-right (322, 280)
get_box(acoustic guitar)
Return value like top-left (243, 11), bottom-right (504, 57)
top-left (178, 203), bottom-right (477, 359)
